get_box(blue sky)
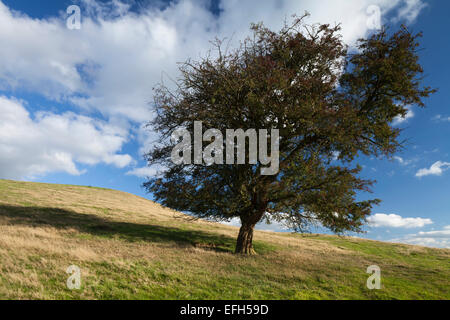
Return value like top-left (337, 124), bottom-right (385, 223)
top-left (0, 0), bottom-right (449, 248)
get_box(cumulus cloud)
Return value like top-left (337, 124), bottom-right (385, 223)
top-left (0, 96), bottom-right (132, 179)
top-left (0, 0), bottom-right (428, 120)
top-left (126, 167), bottom-right (157, 178)
top-left (367, 213), bottom-right (433, 228)
top-left (0, 0), bottom-right (428, 178)
top-left (126, 165), bottom-right (165, 178)
top-left (415, 161), bottom-right (450, 178)
top-left (389, 225), bottom-right (450, 248)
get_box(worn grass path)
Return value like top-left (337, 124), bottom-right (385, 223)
top-left (0, 179), bottom-right (448, 299)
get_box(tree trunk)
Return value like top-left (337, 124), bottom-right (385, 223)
top-left (235, 222), bottom-right (256, 255)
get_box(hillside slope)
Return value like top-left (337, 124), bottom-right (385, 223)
top-left (0, 179), bottom-right (448, 299)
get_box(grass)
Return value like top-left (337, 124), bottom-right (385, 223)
top-left (0, 179), bottom-right (448, 300)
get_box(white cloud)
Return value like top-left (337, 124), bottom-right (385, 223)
top-left (126, 166), bottom-right (163, 178)
top-left (0, 96), bottom-right (132, 179)
top-left (393, 156), bottom-right (413, 166)
top-left (433, 115), bottom-right (450, 122)
top-left (417, 226), bottom-right (450, 238)
top-left (0, 0), bottom-right (428, 121)
top-left (415, 161), bottom-right (450, 178)
top-left (394, 0), bottom-right (428, 23)
top-left (368, 213), bottom-right (433, 228)
top-left (393, 105), bottom-right (415, 125)
top-left (389, 226), bottom-right (450, 248)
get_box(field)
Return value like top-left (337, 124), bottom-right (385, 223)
top-left (0, 179), bottom-right (448, 299)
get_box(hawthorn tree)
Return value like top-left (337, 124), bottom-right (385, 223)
top-left (144, 15), bottom-right (435, 254)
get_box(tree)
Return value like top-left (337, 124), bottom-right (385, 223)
top-left (144, 15), bottom-right (435, 255)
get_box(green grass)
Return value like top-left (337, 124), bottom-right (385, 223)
top-left (0, 179), bottom-right (448, 300)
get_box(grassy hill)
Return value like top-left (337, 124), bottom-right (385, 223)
top-left (0, 179), bottom-right (448, 300)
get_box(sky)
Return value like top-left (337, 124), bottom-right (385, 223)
top-left (0, 0), bottom-right (449, 248)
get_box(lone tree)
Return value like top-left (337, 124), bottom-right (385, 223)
top-left (144, 15), bottom-right (435, 254)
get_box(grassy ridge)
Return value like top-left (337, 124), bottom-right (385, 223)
top-left (0, 179), bottom-right (448, 299)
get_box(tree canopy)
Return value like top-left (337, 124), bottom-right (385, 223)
top-left (144, 15), bottom-right (435, 254)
